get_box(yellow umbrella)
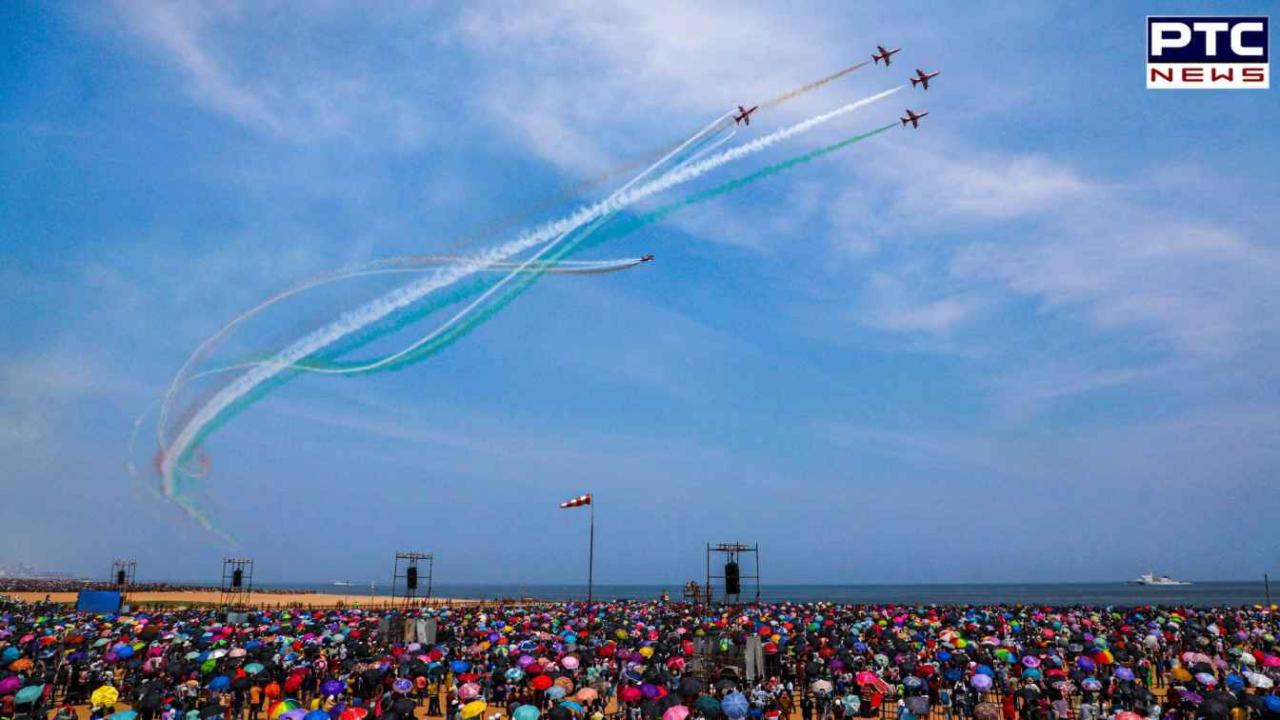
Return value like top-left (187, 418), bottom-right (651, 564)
top-left (92, 686), bottom-right (120, 708)
top-left (462, 701), bottom-right (487, 719)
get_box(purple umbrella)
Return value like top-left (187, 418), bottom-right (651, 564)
top-left (321, 680), bottom-right (344, 697)
top-left (971, 675), bottom-right (993, 691)
top-left (1176, 690), bottom-right (1203, 705)
top-left (1022, 657), bottom-right (1041, 669)
top-left (1114, 667), bottom-right (1135, 682)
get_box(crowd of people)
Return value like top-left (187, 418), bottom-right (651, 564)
top-left (3, 596), bottom-right (1278, 720)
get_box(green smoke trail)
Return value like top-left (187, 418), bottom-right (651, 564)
top-left (167, 121), bottom-right (898, 532)
top-left (297, 122), bottom-right (898, 375)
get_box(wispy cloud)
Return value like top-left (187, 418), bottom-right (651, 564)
top-left (112, 0), bottom-right (437, 148)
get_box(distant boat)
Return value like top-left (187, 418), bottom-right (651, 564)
top-left (1127, 570), bottom-right (1192, 586)
top-left (333, 581), bottom-right (355, 587)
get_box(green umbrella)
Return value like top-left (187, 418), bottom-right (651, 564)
top-left (244, 663), bottom-right (265, 675)
top-left (16, 684), bottom-right (44, 704)
top-left (695, 696), bottom-right (722, 718)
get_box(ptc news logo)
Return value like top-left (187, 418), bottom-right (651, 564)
top-left (1147, 16), bottom-right (1269, 89)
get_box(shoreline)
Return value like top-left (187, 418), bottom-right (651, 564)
top-left (2, 590), bottom-right (500, 608)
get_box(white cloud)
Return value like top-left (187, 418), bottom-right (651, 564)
top-left (457, 0), bottom-right (845, 175)
top-left (112, 0), bottom-right (436, 148)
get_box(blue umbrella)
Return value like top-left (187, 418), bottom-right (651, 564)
top-left (110, 711), bottom-right (139, 720)
top-left (513, 706), bottom-right (539, 720)
top-left (208, 676), bottom-right (231, 692)
top-left (1114, 667), bottom-right (1135, 682)
top-left (722, 693), bottom-right (749, 720)
top-left (450, 660), bottom-right (470, 674)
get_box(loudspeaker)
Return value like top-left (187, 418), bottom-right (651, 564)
top-left (116, 570), bottom-right (127, 586)
top-left (232, 568), bottom-right (243, 588)
top-left (406, 565), bottom-right (418, 591)
top-left (725, 561), bottom-right (741, 595)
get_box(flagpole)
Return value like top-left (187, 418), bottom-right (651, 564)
top-left (587, 497), bottom-right (595, 610)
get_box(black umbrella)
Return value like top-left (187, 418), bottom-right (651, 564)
top-left (199, 704), bottom-right (224, 719)
top-left (1197, 699), bottom-right (1231, 720)
top-left (1203, 691), bottom-right (1237, 708)
top-left (679, 678), bottom-right (705, 697)
top-left (392, 698), bottom-right (417, 716)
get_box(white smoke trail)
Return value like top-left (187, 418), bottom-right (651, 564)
top-left (159, 87), bottom-right (901, 495)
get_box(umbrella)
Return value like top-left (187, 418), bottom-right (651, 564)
top-left (971, 674), bottom-right (993, 691)
top-left (905, 697), bottom-right (929, 716)
top-left (547, 685), bottom-right (567, 700)
top-left (1246, 673), bottom-right (1273, 689)
top-left (560, 702), bottom-right (585, 716)
top-left (92, 686), bottom-right (120, 708)
top-left (677, 677), bottom-right (704, 697)
top-left (304, 712), bottom-right (329, 720)
top-left (1177, 690), bottom-right (1203, 704)
top-left (662, 706), bottom-right (690, 720)
top-left (0, 676), bottom-right (21, 695)
top-left (321, 679), bottom-right (344, 697)
top-left (620, 687), bottom-right (643, 704)
top-left (208, 676), bottom-right (231, 692)
top-left (462, 701), bottom-right (487, 720)
top-left (695, 696), bottom-right (723, 718)
top-left (15, 685), bottom-right (44, 705)
top-left (393, 678), bottom-right (413, 695)
top-left (811, 680), bottom-right (834, 694)
top-left (576, 688), bottom-right (599, 702)
top-left (110, 712), bottom-right (139, 720)
top-left (1114, 667), bottom-right (1135, 681)
top-left (721, 692), bottom-right (749, 720)
top-left (339, 709), bottom-right (369, 720)
top-left (514, 707), bottom-right (540, 720)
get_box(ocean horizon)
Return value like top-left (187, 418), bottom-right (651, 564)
top-left (225, 580), bottom-right (1274, 607)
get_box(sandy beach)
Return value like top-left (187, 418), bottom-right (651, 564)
top-left (3, 590), bottom-right (490, 609)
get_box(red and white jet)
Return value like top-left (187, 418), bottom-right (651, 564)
top-left (910, 68), bottom-right (940, 90)
top-left (872, 45), bottom-right (901, 66)
top-left (900, 109), bottom-right (929, 128)
top-left (734, 104), bottom-right (759, 125)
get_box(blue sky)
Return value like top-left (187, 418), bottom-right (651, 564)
top-left (2, 1), bottom-right (1277, 586)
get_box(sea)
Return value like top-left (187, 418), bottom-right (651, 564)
top-left (252, 581), bottom-right (1273, 607)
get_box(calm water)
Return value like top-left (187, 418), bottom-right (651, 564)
top-left (254, 581), bottom-right (1272, 607)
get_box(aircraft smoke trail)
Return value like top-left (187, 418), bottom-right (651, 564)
top-left (448, 63), bottom-right (865, 250)
top-left (152, 256), bottom-right (650, 405)
top-left (156, 254), bottom-right (651, 445)
top-left (760, 60), bottom-right (870, 109)
top-left (317, 122), bottom-right (905, 376)
top-left (157, 87), bottom-right (901, 520)
top-left (198, 121), bottom-right (902, 381)
top-left (158, 111), bottom-right (732, 499)
top-left (234, 87), bottom-right (904, 379)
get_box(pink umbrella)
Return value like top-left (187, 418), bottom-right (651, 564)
top-left (662, 706), bottom-right (690, 720)
top-left (458, 683), bottom-right (482, 701)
